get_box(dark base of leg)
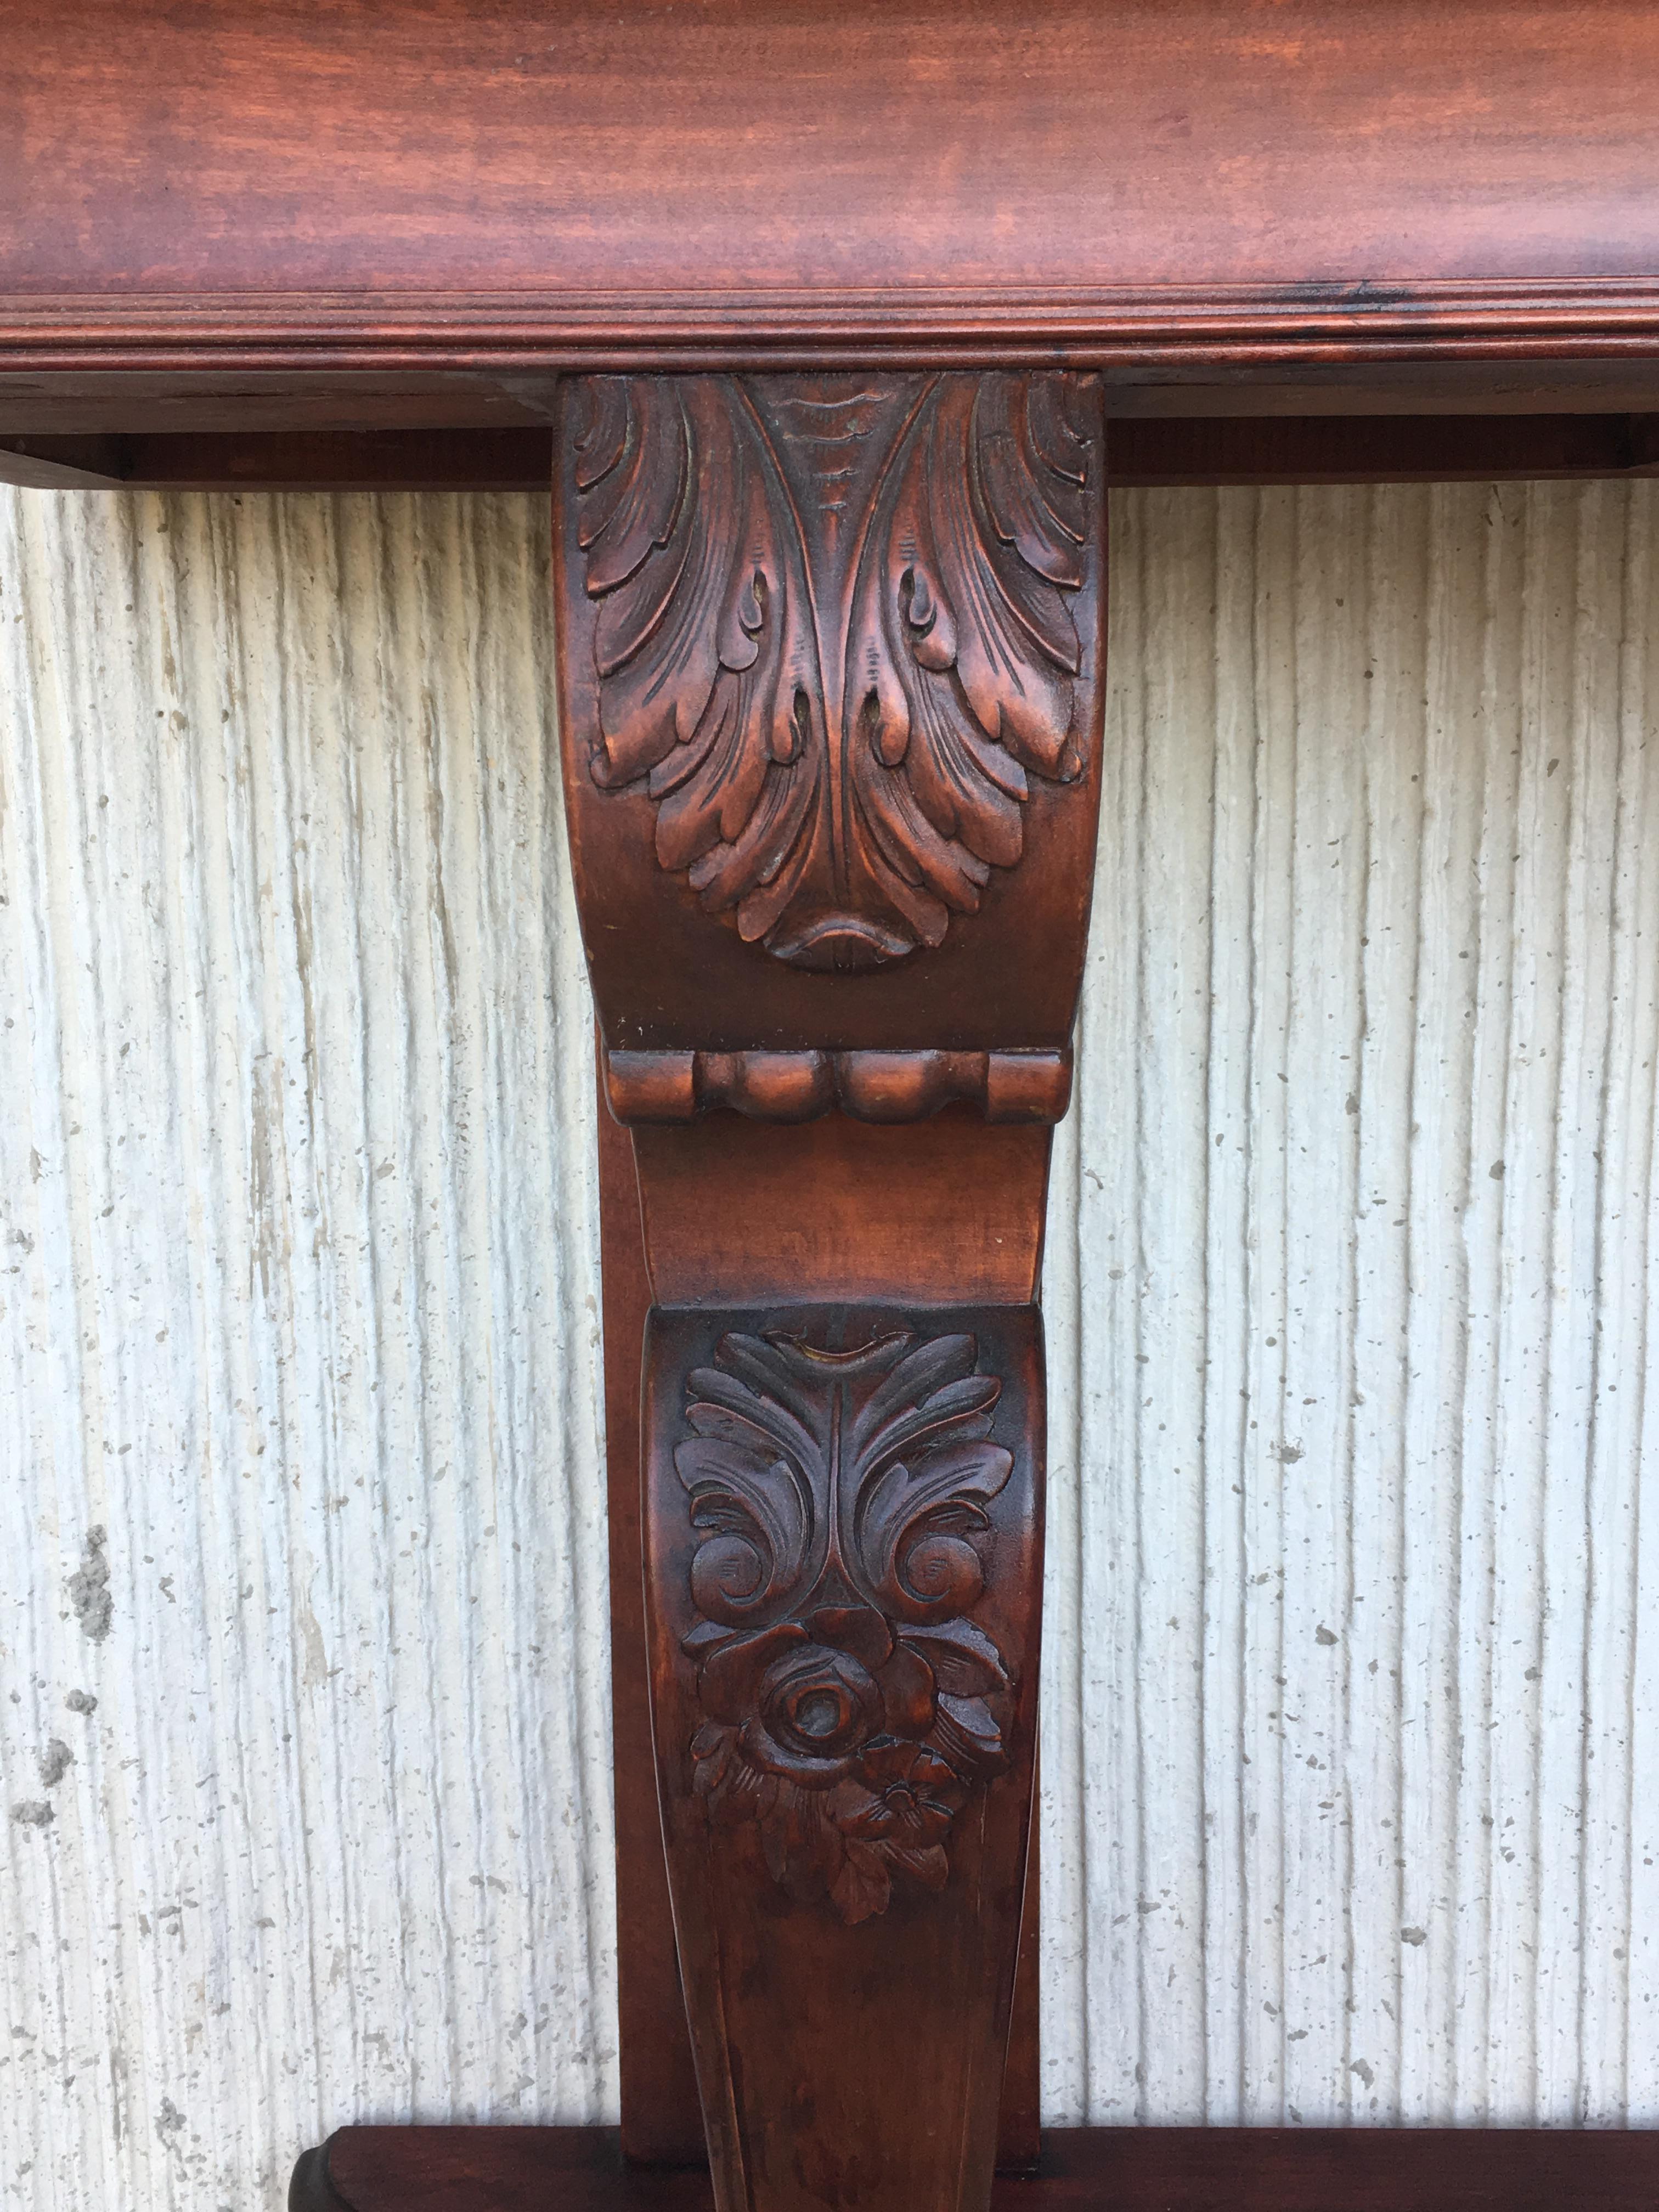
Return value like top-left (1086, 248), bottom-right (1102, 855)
top-left (288, 2140), bottom-right (351, 2211)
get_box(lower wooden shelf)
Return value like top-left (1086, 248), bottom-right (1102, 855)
top-left (291, 2123), bottom-right (1659, 2211)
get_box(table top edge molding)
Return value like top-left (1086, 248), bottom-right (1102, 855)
top-left (5, 278), bottom-right (1659, 378)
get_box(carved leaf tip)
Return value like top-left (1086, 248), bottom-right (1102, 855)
top-left (571, 370), bottom-right (1100, 968)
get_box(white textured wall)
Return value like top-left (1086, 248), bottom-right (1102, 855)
top-left (0, 492), bottom-right (613, 2210)
top-left (1043, 482), bottom-right (1659, 2129)
top-left (3, 481), bottom-right (1658, 2207)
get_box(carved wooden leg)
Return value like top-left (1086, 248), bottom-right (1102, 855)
top-left (554, 367), bottom-right (1105, 2212)
top-left (644, 1303), bottom-right (1043, 2212)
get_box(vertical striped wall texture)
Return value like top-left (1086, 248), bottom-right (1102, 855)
top-left (1043, 482), bottom-right (1659, 2130)
top-left (1, 481), bottom-right (1657, 2205)
top-left (0, 492), bottom-right (613, 2211)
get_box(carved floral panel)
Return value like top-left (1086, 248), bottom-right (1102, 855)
top-left (669, 1323), bottom-right (1023, 1925)
top-left (569, 371), bottom-right (1100, 973)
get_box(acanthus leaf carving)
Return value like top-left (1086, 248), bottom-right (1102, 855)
top-left (571, 371), bottom-right (1099, 974)
top-left (673, 1326), bottom-right (1016, 1925)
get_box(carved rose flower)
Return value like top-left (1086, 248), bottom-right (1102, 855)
top-left (694, 1606), bottom-right (934, 1787)
top-left (687, 1602), bottom-right (1018, 1924)
top-left (675, 1328), bottom-right (1023, 1923)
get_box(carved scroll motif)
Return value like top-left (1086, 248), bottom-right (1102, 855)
top-left (675, 1326), bottom-right (1015, 1924)
top-left (571, 373), bottom-right (1097, 973)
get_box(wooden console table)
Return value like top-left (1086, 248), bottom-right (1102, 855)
top-left (7, 5), bottom-right (1659, 2207)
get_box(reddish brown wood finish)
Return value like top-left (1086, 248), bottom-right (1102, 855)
top-left (1000, 1812), bottom-right (1042, 2174)
top-left (599, 1086), bottom-right (1042, 2170)
top-left (25, 10), bottom-right (1651, 2194)
top-left (14, 358), bottom-right (1659, 440)
top-left (295, 2123), bottom-right (1659, 2212)
top-left (598, 1070), bottom-right (707, 2162)
top-left (554, 373), bottom-right (1105, 1059)
top-left (631, 1114), bottom-right (1052, 1312)
top-left (1112, 411), bottom-right (1659, 484)
top-left (15, 414), bottom-right (1659, 494)
top-left (5, 0), bottom-right (1657, 297)
top-left (0, 431), bottom-right (555, 490)
top-left (12, 1), bottom-right (1659, 428)
top-left (604, 1048), bottom-right (1072, 1130)
top-left (557, 363), bottom-right (1090, 2208)
top-left (642, 1305), bottom-right (1043, 2212)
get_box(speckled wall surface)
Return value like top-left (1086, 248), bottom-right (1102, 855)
top-left (1045, 482), bottom-right (1659, 2129)
top-left (3, 482), bottom-right (1657, 2207)
top-left (0, 492), bottom-right (613, 2208)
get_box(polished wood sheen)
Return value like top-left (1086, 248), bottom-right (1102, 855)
top-left (597, 1086), bottom-right (1043, 2171)
top-left (10, 1), bottom-right (1659, 425)
top-left (552, 358), bottom-right (1093, 2212)
top-left (631, 1113), bottom-right (1053, 1312)
top-left (554, 371), bottom-right (1105, 1057)
top-left (596, 1075), bottom-right (706, 2160)
top-left (642, 1306), bottom-right (1043, 2212)
top-left (9, 0), bottom-right (1659, 301)
top-left (8, 1), bottom-right (1649, 2198)
top-left (292, 2124), bottom-right (1659, 2212)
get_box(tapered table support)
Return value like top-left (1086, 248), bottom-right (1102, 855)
top-left (549, 368), bottom-right (1106, 2212)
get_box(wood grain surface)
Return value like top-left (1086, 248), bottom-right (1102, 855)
top-left (299, 2122), bottom-right (1659, 2211)
top-left (640, 1305), bottom-right (1045, 2212)
top-left (597, 1092), bottom-right (1042, 2168)
top-left (554, 373), bottom-right (1106, 1063)
top-left (631, 1114), bottom-right (1052, 1311)
top-left (596, 1073), bottom-right (704, 2162)
top-left (558, 358), bottom-right (1085, 2207)
top-left (5, 0), bottom-right (1657, 299)
top-left (8, 1), bottom-right (1659, 416)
